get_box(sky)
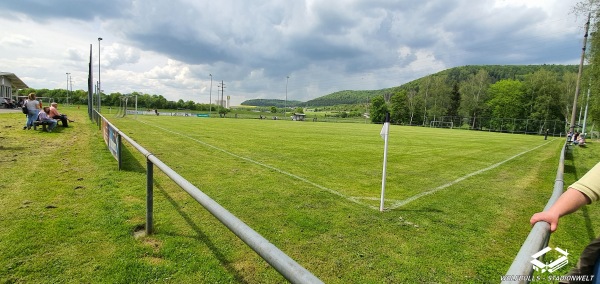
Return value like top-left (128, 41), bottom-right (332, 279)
top-left (0, 0), bottom-right (588, 106)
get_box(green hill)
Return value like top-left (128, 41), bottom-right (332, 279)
top-left (240, 99), bottom-right (303, 108)
top-left (240, 65), bottom-right (580, 108)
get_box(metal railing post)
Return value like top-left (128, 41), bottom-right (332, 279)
top-left (146, 158), bottom-right (154, 235)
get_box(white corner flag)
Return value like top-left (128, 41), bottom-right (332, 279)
top-left (380, 112), bottom-right (390, 212)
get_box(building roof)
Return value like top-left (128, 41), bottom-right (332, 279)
top-left (0, 72), bottom-right (29, 89)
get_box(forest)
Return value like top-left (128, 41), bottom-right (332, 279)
top-left (370, 65), bottom-right (583, 127)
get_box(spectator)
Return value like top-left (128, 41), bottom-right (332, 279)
top-left (574, 134), bottom-right (586, 146)
top-left (530, 162), bottom-right (600, 281)
top-left (49, 102), bottom-right (73, 127)
top-left (23, 93), bottom-right (40, 130)
top-left (37, 107), bottom-right (57, 132)
top-left (2, 97), bottom-right (14, 108)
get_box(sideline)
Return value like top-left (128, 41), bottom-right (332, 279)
top-left (388, 139), bottom-right (557, 210)
top-left (133, 119), bottom-right (378, 209)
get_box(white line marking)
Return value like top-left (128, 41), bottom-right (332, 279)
top-left (134, 119), bottom-right (378, 209)
top-left (388, 140), bottom-right (555, 210)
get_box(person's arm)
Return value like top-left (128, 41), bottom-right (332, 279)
top-left (530, 188), bottom-right (590, 232)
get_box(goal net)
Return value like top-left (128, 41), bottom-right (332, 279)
top-left (429, 121), bottom-right (454, 129)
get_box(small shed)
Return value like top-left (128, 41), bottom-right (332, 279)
top-left (0, 72), bottom-right (28, 100)
top-left (291, 113), bottom-right (306, 121)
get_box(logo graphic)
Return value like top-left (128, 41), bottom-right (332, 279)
top-left (531, 246), bottom-right (569, 273)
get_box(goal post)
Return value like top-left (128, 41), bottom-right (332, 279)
top-left (429, 121), bottom-right (454, 129)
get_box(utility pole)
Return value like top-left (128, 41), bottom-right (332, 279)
top-left (209, 74), bottom-right (212, 116)
top-left (65, 72), bottom-right (70, 104)
top-left (569, 13), bottom-right (590, 137)
top-left (285, 76), bottom-right (289, 118)
top-left (98, 37), bottom-right (102, 113)
top-left (69, 75), bottom-right (73, 105)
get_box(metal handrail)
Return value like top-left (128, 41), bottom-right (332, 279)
top-left (502, 143), bottom-right (567, 283)
top-left (95, 111), bottom-right (322, 284)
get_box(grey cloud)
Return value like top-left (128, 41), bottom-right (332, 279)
top-left (0, 0), bottom-right (131, 21)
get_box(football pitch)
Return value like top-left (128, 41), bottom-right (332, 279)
top-left (108, 115), bottom-right (564, 282)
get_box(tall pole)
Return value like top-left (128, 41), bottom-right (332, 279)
top-left (65, 72), bottom-right (70, 104)
top-left (69, 74), bottom-right (72, 105)
top-left (569, 13), bottom-right (590, 137)
top-left (379, 112), bottom-right (390, 212)
top-left (285, 76), bottom-right (289, 118)
top-left (98, 37), bottom-right (103, 113)
top-left (221, 80), bottom-right (224, 108)
top-left (582, 86), bottom-right (591, 136)
top-left (209, 74), bottom-right (213, 117)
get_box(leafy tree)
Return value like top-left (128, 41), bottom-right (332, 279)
top-left (524, 69), bottom-right (562, 123)
top-left (390, 89), bottom-right (409, 124)
top-left (487, 79), bottom-right (527, 119)
top-left (294, 107), bottom-right (304, 114)
top-left (419, 76), bottom-right (433, 125)
top-left (428, 75), bottom-right (451, 121)
top-left (218, 107), bottom-right (230, 117)
top-left (559, 72), bottom-right (578, 122)
top-left (459, 69), bottom-right (491, 128)
top-left (447, 83), bottom-right (461, 117)
top-left (406, 89), bottom-right (421, 125)
top-left (270, 106), bottom-right (277, 113)
top-left (370, 96), bottom-right (388, 123)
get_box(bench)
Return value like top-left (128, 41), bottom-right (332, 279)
top-left (33, 120), bottom-right (55, 131)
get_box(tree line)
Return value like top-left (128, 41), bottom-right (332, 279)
top-left (16, 89), bottom-right (224, 112)
top-left (369, 65), bottom-right (595, 133)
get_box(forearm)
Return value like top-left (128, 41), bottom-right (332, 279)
top-left (546, 187), bottom-right (590, 217)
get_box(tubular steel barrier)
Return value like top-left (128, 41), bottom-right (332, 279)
top-left (502, 143), bottom-right (567, 283)
top-left (93, 111), bottom-right (323, 284)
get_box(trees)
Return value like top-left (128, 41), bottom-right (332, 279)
top-left (428, 75), bottom-right (451, 122)
top-left (390, 89), bottom-right (409, 124)
top-left (370, 96), bottom-right (388, 123)
top-left (459, 69), bottom-right (491, 128)
top-left (525, 69), bottom-right (562, 123)
top-left (487, 80), bottom-right (527, 119)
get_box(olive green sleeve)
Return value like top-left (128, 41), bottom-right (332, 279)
top-left (570, 162), bottom-right (600, 203)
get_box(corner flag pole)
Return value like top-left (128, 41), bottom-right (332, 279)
top-left (379, 112), bottom-right (390, 212)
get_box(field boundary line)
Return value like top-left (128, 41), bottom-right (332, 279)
top-left (388, 139), bottom-right (556, 210)
top-left (134, 119), bottom-right (378, 209)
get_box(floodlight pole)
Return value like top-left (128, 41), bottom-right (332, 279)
top-left (98, 37), bottom-right (103, 113)
top-left (69, 74), bottom-right (72, 105)
top-left (568, 13), bottom-right (590, 137)
top-left (285, 76), bottom-right (289, 118)
top-left (66, 72), bottom-right (70, 104)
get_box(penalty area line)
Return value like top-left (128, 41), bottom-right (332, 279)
top-left (134, 119), bottom-right (377, 209)
top-left (388, 139), bottom-right (556, 210)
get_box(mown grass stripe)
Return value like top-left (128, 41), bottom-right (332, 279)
top-left (389, 139), bottom-right (557, 210)
top-left (133, 118), bottom-right (379, 209)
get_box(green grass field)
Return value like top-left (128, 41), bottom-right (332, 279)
top-left (1, 107), bottom-right (599, 283)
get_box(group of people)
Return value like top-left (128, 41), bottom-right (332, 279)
top-left (22, 93), bottom-right (73, 132)
top-left (567, 131), bottom-right (587, 146)
top-left (2, 97), bottom-right (16, 108)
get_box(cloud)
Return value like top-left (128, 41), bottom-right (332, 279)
top-left (102, 43), bottom-right (141, 68)
top-left (0, 0), bottom-right (584, 106)
top-left (0, 34), bottom-right (34, 47)
top-left (0, 0), bottom-right (132, 21)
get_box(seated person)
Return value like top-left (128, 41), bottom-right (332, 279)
top-left (49, 102), bottom-right (73, 127)
top-left (37, 107), bottom-right (58, 132)
top-left (574, 134), bottom-right (586, 146)
top-left (2, 98), bottom-right (12, 108)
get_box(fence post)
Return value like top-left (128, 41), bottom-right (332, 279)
top-left (117, 134), bottom-right (122, 171)
top-left (146, 158), bottom-right (154, 235)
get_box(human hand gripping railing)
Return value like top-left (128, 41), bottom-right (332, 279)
top-left (502, 143), bottom-right (566, 283)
